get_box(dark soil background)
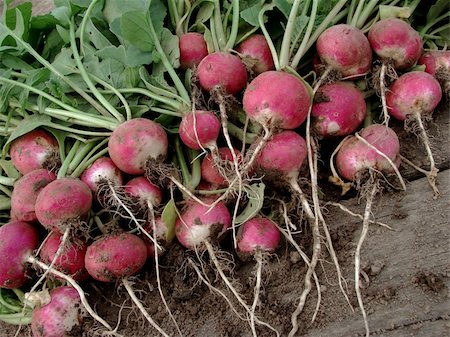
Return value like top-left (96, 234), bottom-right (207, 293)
top-left (0, 1), bottom-right (449, 337)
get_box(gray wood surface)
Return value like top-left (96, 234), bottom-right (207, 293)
top-left (302, 169), bottom-right (450, 337)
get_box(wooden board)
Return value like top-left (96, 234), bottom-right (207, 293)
top-left (301, 169), bottom-right (450, 337)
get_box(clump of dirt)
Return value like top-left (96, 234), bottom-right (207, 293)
top-left (413, 271), bottom-right (446, 293)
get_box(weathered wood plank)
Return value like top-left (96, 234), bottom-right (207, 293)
top-left (302, 169), bottom-right (450, 337)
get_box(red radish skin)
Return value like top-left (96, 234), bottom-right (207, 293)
top-left (35, 178), bottom-right (93, 232)
top-left (368, 18), bottom-right (422, 70)
top-left (197, 52), bottom-right (248, 95)
top-left (236, 34), bottom-right (275, 74)
top-left (125, 176), bottom-right (163, 207)
top-left (418, 51), bottom-right (450, 78)
top-left (255, 131), bottom-right (307, 181)
top-left (179, 32), bottom-right (209, 69)
top-left (40, 233), bottom-right (89, 281)
top-left (0, 221), bottom-right (39, 288)
top-left (80, 157), bottom-right (124, 194)
top-left (243, 71), bottom-right (311, 129)
top-left (31, 286), bottom-right (84, 337)
top-left (336, 124), bottom-right (400, 181)
top-left (10, 169), bottom-right (56, 222)
top-left (312, 82), bottom-right (367, 137)
top-left (141, 217), bottom-right (169, 258)
top-left (201, 148), bottom-right (242, 186)
top-left (179, 110), bottom-right (221, 150)
top-left (386, 71), bottom-right (442, 121)
top-left (316, 24), bottom-right (372, 77)
top-left (175, 200), bottom-right (231, 250)
top-left (84, 233), bottom-right (147, 282)
top-left (108, 118), bottom-right (168, 175)
top-left (9, 129), bottom-right (59, 175)
top-left (237, 217), bottom-right (280, 255)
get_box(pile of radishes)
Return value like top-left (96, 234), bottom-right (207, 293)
top-left (0, 0), bottom-right (448, 336)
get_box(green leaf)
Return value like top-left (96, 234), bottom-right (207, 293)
top-left (5, 114), bottom-right (53, 147)
top-left (427, 0), bottom-right (449, 23)
top-left (274, 0), bottom-right (293, 18)
top-left (0, 160), bottom-right (20, 179)
top-left (83, 18), bottom-right (113, 51)
top-left (5, 3), bottom-right (32, 41)
top-left (95, 45), bottom-right (152, 67)
top-left (235, 183), bottom-right (265, 224)
top-left (195, 2), bottom-right (215, 25)
top-left (159, 28), bottom-right (180, 69)
top-left (103, 0), bottom-right (151, 25)
top-left (240, 3), bottom-right (263, 27)
top-left (1, 54), bottom-right (34, 70)
top-left (119, 0), bottom-right (166, 52)
top-left (51, 48), bottom-right (77, 75)
top-left (161, 198), bottom-right (177, 242)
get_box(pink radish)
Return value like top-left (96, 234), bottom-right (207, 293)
top-left (316, 24), bottom-right (372, 77)
top-left (10, 169), bottom-right (56, 222)
top-left (179, 110), bottom-right (221, 150)
top-left (254, 131), bottom-right (307, 182)
top-left (108, 118), bottom-right (168, 175)
top-left (84, 232), bottom-right (168, 335)
top-left (0, 221), bottom-right (39, 288)
top-left (386, 71), bottom-right (442, 121)
top-left (125, 176), bottom-right (163, 207)
top-left (243, 71), bottom-right (311, 130)
top-left (312, 82), bottom-right (367, 137)
top-left (201, 147), bottom-right (242, 186)
top-left (236, 34), bottom-right (275, 74)
top-left (236, 216), bottom-right (280, 333)
top-left (31, 286), bottom-right (85, 337)
top-left (386, 71), bottom-right (443, 196)
top-left (175, 199), bottom-right (231, 250)
top-left (80, 157), bottom-right (123, 195)
top-left (179, 32), bottom-right (209, 69)
top-left (85, 232), bottom-right (147, 282)
top-left (35, 178), bottom-right (92, 233)
top-left (335, 124), bottom-right (400, 182)
top-left (368, 18), bottom-right (422, 70)
top-left (9, 129), bottom-right (60, 175)
top-left (197, 52), bottom-right (248, 95)
top-left (237, 217), bottom-right (280, 256)
top-left (418, 50), bottom-right (450, 78)
top-left (40, 233), bottom-right (88, 282)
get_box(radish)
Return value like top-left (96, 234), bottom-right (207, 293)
top-left (236, 216), bottom-right (281, 335)
top-left (0, 220), bottom-right (113, 332)
top-left (10, 169), bottom-right (56, 222)
top-left (9, 129), bottom-right (60, 175)
top-left (332, 123), bottom-right (403, 337)
top-left (31, 286), bottom-right (85, 337)
top-left (237, 216), bottom-right (280, 257)
top-left (236, 34), bottom-right (275, 74)
top-left (386, 71), bottom-right (442, 121)
top-left (316, 24), bottom-right (372, 78)
top-left (175, 199), bottom-right (231, 250)
top-left (179, 32), bottom-right (209, 70)
top-left (386, 71), bottom-right (443, 196)
top-left (197, 52), bottom-right (248, 95)
top-left (179, 110), bottom-right (221, 151)
top-left (108, 118), bottom-right (169, 175)
top-left (254, 131), bottom-right (307, 183)
top-left (125, 176), bottom-right (163, 208)
top-left (418, 50), bottom-right (450, 79)
top-left (312, 82), bottom-right (367, 137)
top-left (40, 233), bottom-right (88, 282)
top-left (201, 147), bottom-right (242, 186)
top-left (243, 71), bottom-right (311, 130)
top-left (35, 178), bottom-right (92, 233)
top-left (80, 157), bottom-right (124, 196)
top-left (85, 232), bottom-right (147, 282)
top-left (85, 232), bottom-right (168, 336)
top-left (368, 18), bottom-right (422, 70)
top-left (0, 221), bottom-right (39, 289)
top-left (334, 124), bottom-right (401, 183)
top-left (368, 18), bottom-right (423, 126)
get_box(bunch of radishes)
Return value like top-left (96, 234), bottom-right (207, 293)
top-left (0, 0), bottom-right (448, 336)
